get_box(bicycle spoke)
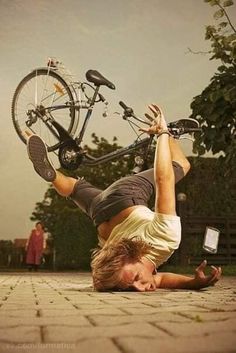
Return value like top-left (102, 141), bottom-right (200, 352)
top-left (12, 68), bottom-right (77, 151)
top-left (35, 71), bottom-right (38, 106)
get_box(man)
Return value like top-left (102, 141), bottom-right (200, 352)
top-left (27, 104), bottom-right (221, 291)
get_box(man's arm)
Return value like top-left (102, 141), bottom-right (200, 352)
top-left (143, 104), bottom-right (176, 215)
top-left (155, 133), bottom-right (176, 215)
top-left (154, 260), bottom-right (222, 289)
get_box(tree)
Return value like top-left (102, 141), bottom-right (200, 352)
top-left (190, 0), bottom-right (236, 170)
top-left (0, 240), bottom-right (13, 267)
top-left (176, 157), bottom-right (236, 216)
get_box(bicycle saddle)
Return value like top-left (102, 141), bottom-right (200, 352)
top-left (86, 70), bottom-right (115, 90)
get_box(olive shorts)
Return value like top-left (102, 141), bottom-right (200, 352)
top-left (70, 162), bottom-right (184, 226)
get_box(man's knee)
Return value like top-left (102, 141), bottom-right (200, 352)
top-left (181, 159), bottom-right (191, 176)
top-left (173, 159), bottom-right (191, 182)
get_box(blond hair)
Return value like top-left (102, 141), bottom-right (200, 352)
top-left (91, 238), bottom-right (153, 291)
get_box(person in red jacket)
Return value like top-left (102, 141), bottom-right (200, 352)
top-left (25, 222), bottom-right (46, 271)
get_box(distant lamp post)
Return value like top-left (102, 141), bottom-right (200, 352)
top-left (177, 192), bottom-right (187, 203)
top-left (177, 192), bottom-right (188, 266)
top-left (53, 248), bottom-right (56, 272)
top-left (177, 192), bottom-right (187, 217)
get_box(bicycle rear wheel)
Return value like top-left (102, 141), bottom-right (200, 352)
top-left (12, 68), bottom-right (78, 151)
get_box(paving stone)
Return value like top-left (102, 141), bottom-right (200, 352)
top-left (0, 316), bottom-right (92, 327)
top-left (0, 272), bottom-right (235, 353)
top-left (0, 339), bottom-right (120, 353)
top-left (197, 303), bottom-right (236, 311)
top-left (88, 312), bottom-right (192, 326)
top-left (179, 310), bottom-right (236, 322)
top-left (0, 309), bottom-right (38, 317)
top-left (44, 322), bottom-right (167, 342)
top-left (0, 326), bottom-right (41, 343)
top-left (116, 332), bottom-right (236, 353)
top-left (121, 305), bottom-right (209, 315)
top-left (72, 338), bottom-right (121, 353)
top-left (40, 307), bottom-right (125, 316)
top-left (155, 319), bottom-right (236, 337)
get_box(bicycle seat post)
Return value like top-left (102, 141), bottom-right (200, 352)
top-left (75, 85), bottom-right (100, 146)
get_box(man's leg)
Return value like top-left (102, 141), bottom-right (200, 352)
top-left (52, 172), bottom-right (78, 197)
top-left (27, 135), bottom-right (78, 195)
top-left (169, 137), bottom-right (190, 177)
top-left (137, 138), bottom-right (189, 187)
top-left (27, 135), bottom-right (102, 218)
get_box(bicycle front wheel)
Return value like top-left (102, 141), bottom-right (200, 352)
top-left (12, 68), bottom-right (78, 151)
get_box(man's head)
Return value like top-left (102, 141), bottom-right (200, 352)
top-left (91, 239), bottom-right (156, 291)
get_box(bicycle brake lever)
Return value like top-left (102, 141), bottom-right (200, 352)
top-left (99, 93), bottom-right (106, 102)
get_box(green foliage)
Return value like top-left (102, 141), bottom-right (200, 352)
top-left (52, 207), bottom-right (96, 270)
top-left (0, 240), bottom-right (13, 267)
top-left (176, 157), bottom-right (236, 216)
top-left (190, 0), bottom-right (236, 169)
top-left (77, 133), bottom-right (134, 188)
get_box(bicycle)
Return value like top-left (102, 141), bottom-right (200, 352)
top-left (12, 57), bottom-right (201, 171)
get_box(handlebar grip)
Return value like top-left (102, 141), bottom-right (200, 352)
top-left (119, 101), bottom-right (134, 117)
top-left (119, 101), bottom-right (129, 110)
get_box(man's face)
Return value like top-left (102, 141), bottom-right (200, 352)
top-left (120, 261), bottom-right (156, 291)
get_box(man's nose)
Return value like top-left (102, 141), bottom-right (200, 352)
top-left (142, 281), bottom-right (156, 291)
top-left (133, 282), bottom-right (146, 292)
top-left (134, 282), bottom-right (152, 292)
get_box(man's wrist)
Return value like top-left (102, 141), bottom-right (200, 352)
top-left (157, 129), bottom-right (171, 137)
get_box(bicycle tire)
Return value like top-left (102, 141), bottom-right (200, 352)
top-left (12, 68), bottom-right (79, 151)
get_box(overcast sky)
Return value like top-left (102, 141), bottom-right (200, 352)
top-left (0, 0), bottom-right (232, 241)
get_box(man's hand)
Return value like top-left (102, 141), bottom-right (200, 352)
top-left (140, 104), bottom-right (168, 135)
top-left (154, 260), bottom-right (222, 290)
top-left (193, 260), bottom-right (222, 289)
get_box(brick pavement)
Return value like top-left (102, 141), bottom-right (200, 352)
top-left (0, 272), bottom-right (235, 353)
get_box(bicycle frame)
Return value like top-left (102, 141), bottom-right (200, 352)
top-left (12, 59), bottom-right (201, 171)
top-left (42, 75), bottom-right (155, 170)
top-left (82, 136), bottom-right (154, 166)
top-left (52, 101), bottom-right (154, 170)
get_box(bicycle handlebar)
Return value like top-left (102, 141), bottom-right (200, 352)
top-left (119, 101), bottom-right (134, 117)
top-left (119, 101), bottom-right (202, 136)
top-left (168, 127), bottom-right (202, 136)
top-left (119, 101), bottom-right (151, 126)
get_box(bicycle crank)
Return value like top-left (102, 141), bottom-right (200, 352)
top-left (58, 141), bottom-right (84, 170)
